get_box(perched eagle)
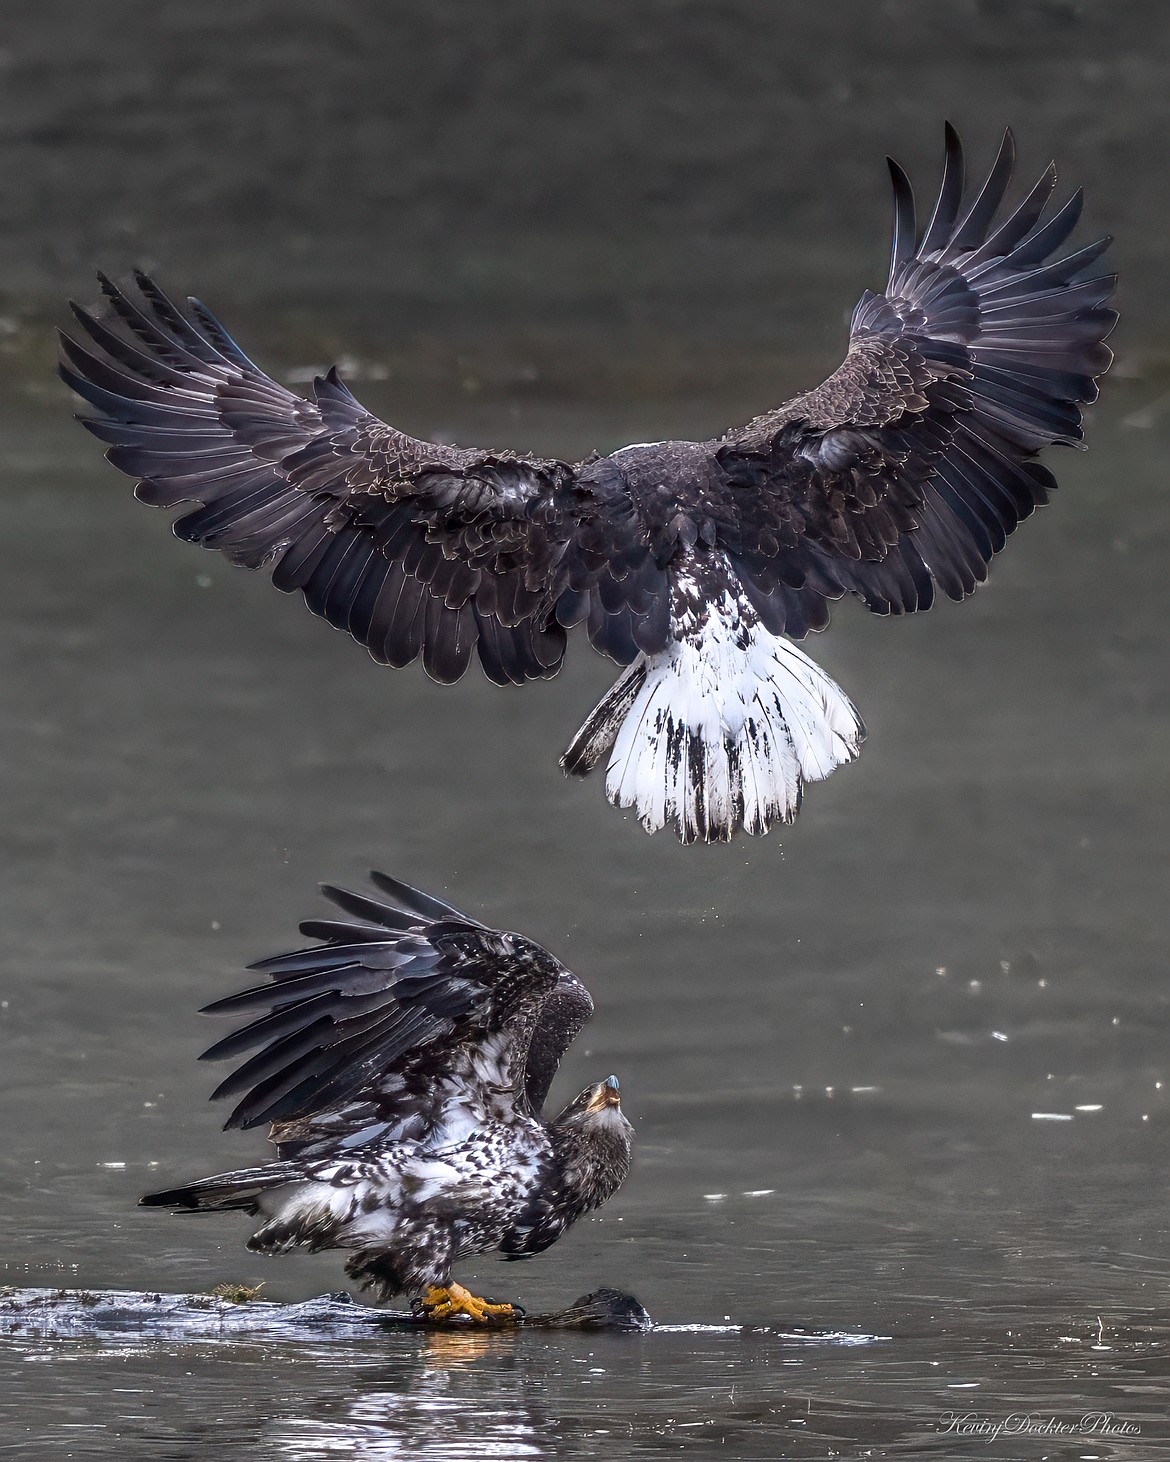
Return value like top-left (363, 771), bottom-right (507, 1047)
top-left (61, 126), bottom-right (1114, 843)
top-left (141, 875), bottom-right (633, 1324)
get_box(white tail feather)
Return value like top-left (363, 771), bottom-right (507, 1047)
top-left (562, 592), bottom-right (864, 843)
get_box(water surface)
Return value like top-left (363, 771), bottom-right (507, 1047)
top-left (3, 2), bottom-right (1170, 1456)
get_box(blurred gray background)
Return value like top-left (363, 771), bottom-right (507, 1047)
top-left (2, 3), bottom-right (1169, 1458)
top-left (2, 0), bottom-right (1167, 408)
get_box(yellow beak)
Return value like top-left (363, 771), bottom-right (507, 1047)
top-left (586, 1075), bottom-right (622, 1112)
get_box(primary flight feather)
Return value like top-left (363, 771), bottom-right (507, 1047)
top-left (61, 125), bottom-right (1115, 843)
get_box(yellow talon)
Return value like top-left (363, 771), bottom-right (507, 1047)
top-left (416, 1281), bottom-right (519, 1325)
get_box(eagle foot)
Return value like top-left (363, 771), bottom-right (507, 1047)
top-left (414, 1281), bottom-right (522, 1326)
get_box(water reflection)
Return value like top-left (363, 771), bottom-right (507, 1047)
top-left (259, 1315), bottom-right (1170, 1461)
top-left (272, 1331), bottom-right (548, 1461)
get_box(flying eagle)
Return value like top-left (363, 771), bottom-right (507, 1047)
top-left (61, 126), bottom-right (1115, 843)
top-left (140, 875), bottom-right (633, 1324)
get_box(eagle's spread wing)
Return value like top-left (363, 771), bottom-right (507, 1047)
top-left (197, 874), bottom-right (592, 1153)
top-left (713, 125), bottom-right (1115, 631)
top-left (60, 276), bottom-right (591, 686)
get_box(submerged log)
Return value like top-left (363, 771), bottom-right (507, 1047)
top-left (0, 1285), bottom-right (885, 1343)
top-left (0, 1284), bottom-right (652, 1339)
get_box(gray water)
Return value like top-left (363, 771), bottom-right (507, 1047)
top-left (3, 3), bottom-right (1170, 1457)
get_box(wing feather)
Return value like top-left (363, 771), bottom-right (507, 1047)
top-left (60, 274), bottom-right (581, 685)
top-left (715, 125), bottom-right (1115, 622)
top-left (62, 133), bottom-right (1113, 692)
top-left (195, 876), bottom-right (589, 1151)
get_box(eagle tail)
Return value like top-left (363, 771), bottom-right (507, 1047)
top-left (562, 593), bottom-right (864, 842)
top-left (139, 1162), bottom-right (299, 1215)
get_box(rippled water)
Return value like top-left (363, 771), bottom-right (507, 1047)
top-left (3, 2), bottom-right (1170, 1457)
top-left (4, 389), bottom-right (1169, 1457)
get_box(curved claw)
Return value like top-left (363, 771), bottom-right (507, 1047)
top-left (413, 1282), bottom-right (523, 1326)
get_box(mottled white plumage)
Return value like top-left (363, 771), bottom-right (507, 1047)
top-left (140, 876), bottom-right (633, 1303)
top-left (249, 1120), bottom-right (549, 1261)
top-left (565, 560), bottom-right (865, 842)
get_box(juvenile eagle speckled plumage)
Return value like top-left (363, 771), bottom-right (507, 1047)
top-left (61, 125), bottom-right (1115, 842)
top-left (141, 875), bottom-right (633, 1324)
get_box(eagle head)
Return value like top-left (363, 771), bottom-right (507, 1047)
top-left (549, 1075), bottom-right (633, 1210)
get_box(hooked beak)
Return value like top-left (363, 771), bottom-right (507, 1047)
top-left (587, 1074), bottom-right (622, 1112)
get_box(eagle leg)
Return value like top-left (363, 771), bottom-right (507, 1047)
top-left (414, 1281), bottom-right (522, 1326)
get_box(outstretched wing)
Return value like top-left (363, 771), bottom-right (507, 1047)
top-left (197, 874), bottom-right (592, 1156)
top-left (714, 125), bottom-right (1116, 632)
top-left (59, 276), bottom-right (588, 686)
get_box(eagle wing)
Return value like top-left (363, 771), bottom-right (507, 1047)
top-left (196, 874), bottom-right (593, 1156)
top-left (59, 276), bottom-right (597, 687)
top-left (712, 125), bottom-right (1116, 633)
